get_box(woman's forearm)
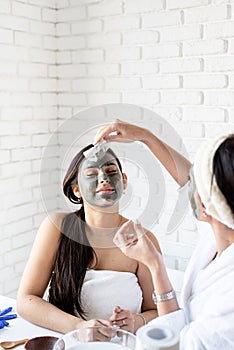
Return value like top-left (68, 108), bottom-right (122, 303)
top-left (148, 262), bottom-right (180, 317)
top-left (141, 129), bottom-right (191, 187)
top-left (17, 294), bottom-right (82, 334)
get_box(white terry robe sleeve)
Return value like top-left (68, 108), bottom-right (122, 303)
top-left (180, 312), bottom-right (234, 350)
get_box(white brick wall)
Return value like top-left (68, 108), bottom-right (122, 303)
top-left (1, 0), bottom-right (234, 297)
top-left (0, 0), bottom-right (57, 297)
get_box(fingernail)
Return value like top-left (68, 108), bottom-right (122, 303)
top-left (112, 324), bottom-right (120, 329)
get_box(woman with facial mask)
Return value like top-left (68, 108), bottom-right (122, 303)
top-left (95, 120), bottom-right (234, 349)
top-left (17, 144), bottom-right (159, 335)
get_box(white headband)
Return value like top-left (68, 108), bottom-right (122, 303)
top-left (193, 135), bottom-right (234, 230)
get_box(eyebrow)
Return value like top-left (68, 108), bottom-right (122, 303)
top-left (103, 161), bottom-right (117, 167)
top-left (84, 161), bottom-right (117, 169)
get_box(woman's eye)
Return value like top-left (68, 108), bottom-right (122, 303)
top-left (106, 169), bottom-right (117, 174)
top-left (85, 170), bottom-right (98, 177)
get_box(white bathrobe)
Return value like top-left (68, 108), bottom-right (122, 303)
top-left (151, 221), bottom-right (234, 349)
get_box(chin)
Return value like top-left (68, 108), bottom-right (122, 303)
top-left (101, 199), bottom-right (119, 208)
top-left (94, 201), bottom-right (120, 214)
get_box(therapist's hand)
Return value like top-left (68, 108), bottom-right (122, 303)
top-left (113, 220), bottom-right (161, 269)
top-left (0, 307), bottom-right (17, 329)
top-left (94, 119), bottom-right (149, 144)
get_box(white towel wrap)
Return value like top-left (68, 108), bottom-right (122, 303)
top-left (193, 135), bottom-right (234, 229)
top-left (80, 269), bottom-right (142, 320)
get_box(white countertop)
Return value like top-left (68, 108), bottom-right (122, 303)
top-left (0, 295), bottom-right (61, 349)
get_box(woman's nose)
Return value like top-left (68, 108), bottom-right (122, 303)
top-left (98, 172), bottom-right (109, 183)
top-left (100, 177), bottom-right (109, 184)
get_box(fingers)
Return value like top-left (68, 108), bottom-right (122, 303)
top-left (133, 220), bottom-right (145, 239)
top-left (94, 121), bottom-right (120, 144)
top-left (113, 305), bottom-right (122, 313)
top-left (113, 220), bottom-right (138, 249)
top-left (95, 324), bottom-right (116, 341)
top-left (79, 319), bottom-right (115, 342)
top-left (0, 307), bottom-right (13, 316)
top-left (112, 318), bottom-right (128, 328)
top-left (0, 314), bottom-right (17, 321)
top-left (0, 320), bottom-right (9, 328)
top-left (79, 324), bottom-right (115, 342)
top-left (109, 305), bottom-right (123, 322)
top-left (94, 119), bottom-right (132, 144)
top-left (0, 307), bottom-right (17, 329)
top-left (82, 318), bottom-right (112, 329)
top-left (0, 307), bottom-right (17, 322)
top-left (95, 319), bottom-right (112, 328)
top-left (110, 308), bottom-right (134, 333)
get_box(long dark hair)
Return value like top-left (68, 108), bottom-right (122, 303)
top-left (48, 144), bottom-right (122, 319)
top-left (213, 134), bottom-right (234, 215)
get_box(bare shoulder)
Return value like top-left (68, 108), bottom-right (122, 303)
top-left (37, 212), bottom-right (70, 240)
top-left (42, 212), bottom-right (68, 226)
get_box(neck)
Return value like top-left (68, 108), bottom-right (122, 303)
top-left (210, 218), bottom-right (234, 256)
top-left (83, 202), bottom-right (123, 231)
top-left (83, 203), bottom-right (124, 248)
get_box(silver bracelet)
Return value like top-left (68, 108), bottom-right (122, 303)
top-left (136, 313), bottom-right (147, 325)
top-left (152, 290), bottom-right (176, 304)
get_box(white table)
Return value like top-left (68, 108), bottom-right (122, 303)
top-left (0, 295), bottom-right (61, 349)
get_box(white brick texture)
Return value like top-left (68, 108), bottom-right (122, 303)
top-left (0, 0), bottom-right (58, 298)
top-left (1, 0), bottom-right (234, 297)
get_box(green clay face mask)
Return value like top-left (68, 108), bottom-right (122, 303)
top-left (78, 151), bottom-right (124, 208)
top-left (188, 166), bottom-right (201, 220)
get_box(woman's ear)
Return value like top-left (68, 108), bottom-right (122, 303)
top-left (196, 192), bottom-right (211, 221)
top-left (72, 184), bottom-right (81, 199)
top-left (122, 173), bottom-right (128, 190)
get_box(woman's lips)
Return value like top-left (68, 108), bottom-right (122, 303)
top-left (96, 187), bottom-right (115, 194)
